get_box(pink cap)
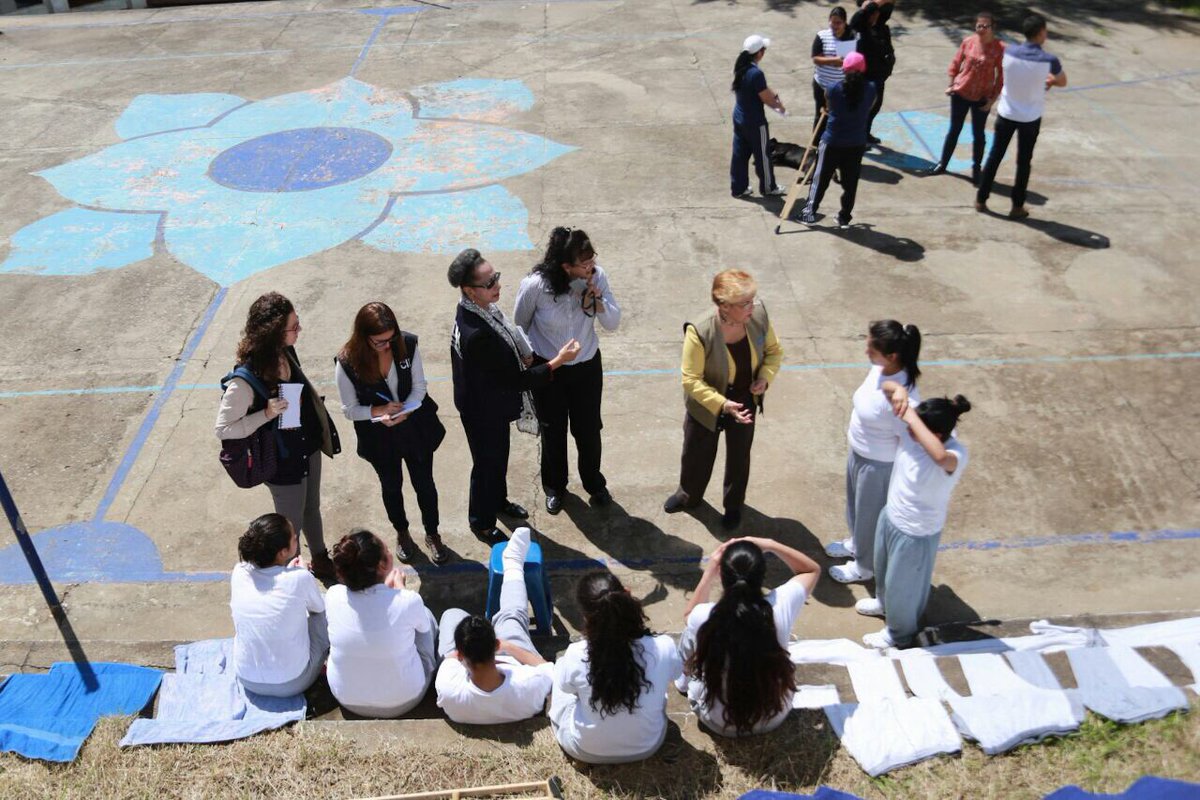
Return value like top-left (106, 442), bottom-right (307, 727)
top-left (843, 51), bottom-right (867, 73)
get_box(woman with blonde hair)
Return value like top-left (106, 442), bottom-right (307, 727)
top-left (663, 270), bottom-right (783, 529)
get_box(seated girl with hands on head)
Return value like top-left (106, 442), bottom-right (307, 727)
top-left (434, 528), bottom-right (554, 725)
top-left (549, 571), bottom-right (683, 764)
top-left (678, 538), bottom-right (820, 737)
top-left (230, 513), bottom-right (329, 698)
top-left (325, 529), bottom-right (439, 718)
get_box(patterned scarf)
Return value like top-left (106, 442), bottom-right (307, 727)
top-left (455, 297), bottom-right (539, 435)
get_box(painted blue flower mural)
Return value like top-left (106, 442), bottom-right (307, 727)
top-left (1, 77), bottom-right (574, 285)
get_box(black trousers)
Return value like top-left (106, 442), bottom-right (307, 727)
top-left (534, 353), bottom-right (606, 496)
top-left (867, 79), bottom-right (887, 134)
top-left (678, 412), bottom-right (756, 513)
top-left (461, 414), bottom-right (511, 531)
top-left (812, 80), bottom-right (830, 140)
top-left (977, 114), bottom-right (1041, 209)
top-left (803, 141), bottom-right (866, 223)
top-left (938, 92), bottom-right (989, 168)
top-left (371, 451), bottom-right (439, 537)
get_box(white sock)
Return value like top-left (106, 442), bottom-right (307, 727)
top-left (502, 527), bottom-right (532, 580)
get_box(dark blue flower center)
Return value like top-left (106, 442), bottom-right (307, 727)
top-left (208, 127), bottom-right (392, 192)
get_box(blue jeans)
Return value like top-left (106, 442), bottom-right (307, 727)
top-left (938, 93), bottom-right (989, 168)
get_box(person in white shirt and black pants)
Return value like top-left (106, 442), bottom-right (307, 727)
top-left (514, 228), bottom-right (621, 515)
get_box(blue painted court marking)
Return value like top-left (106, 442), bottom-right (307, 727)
top-left (348, 12), bottom-right (392, 78)
top-left (896, 110), bottom-right (939, 162)
top-left (3, 350), bottom-right (1199, 400)
top-left (91, 287), bottom-right (227, 522)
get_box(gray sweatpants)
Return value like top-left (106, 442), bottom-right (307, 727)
top-left (267, 451), bottom-right (326, 556)
top-left (845, 450), bottom-right (893, 574)
top-left (439, 557), bottom-right (535, 657)
top-left (873, 510), bottom-right (941, 647)
top-left (239, 611), bottom-right (330, 697)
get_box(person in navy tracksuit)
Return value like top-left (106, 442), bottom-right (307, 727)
top-left (730, 34), bottom-right (787, 198)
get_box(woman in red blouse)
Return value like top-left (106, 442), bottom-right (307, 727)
top-left (927, 12), bottom-right (1004, 184)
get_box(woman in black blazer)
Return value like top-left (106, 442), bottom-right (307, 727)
top-left (447, 248), bottom-right (580, 544)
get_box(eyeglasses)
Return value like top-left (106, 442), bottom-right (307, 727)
top-left (975, 23), bottom-right (992, 29)
top-left (369, 333), bottom-right (397, 349)
top-left (284, 321), bottom-right (302, 333)
top-left (575, 255), bottom-right (597, 269)
top-left (724, 298), bottom-right (755, 310)
top-left (469, 272), bottom-right (502, 290)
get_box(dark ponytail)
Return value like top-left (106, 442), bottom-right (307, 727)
top-left (868, 319), bottom-right (921, 388)
top-left (843, 70), bottom-right (865, 109)
top-left (330, 529), bottom-right (386, 591)
top-left (533, 226), bottom-right (595, 297)
top-left (916, 394), bottom-right (971, 440)
top-left (577, 571), bottom-right (653, 716)
top-left (237, 513), bottom-right (294, 568)
top-left (732, 50), bottom-right (755, 92)
top-left (690, 541), bottom-right (795, 733)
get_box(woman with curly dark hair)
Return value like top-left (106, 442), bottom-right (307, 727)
top-left (549, 571), bottom-right (682, 763)
top-left (229, 513), bottom-right (328, 697)
top-left (216, 292), bottom-right (341, 583)
top-left (677, 538), bottom-right (819, 736)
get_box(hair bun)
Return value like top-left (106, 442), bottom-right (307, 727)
top-left (331, 538), bottom-right (358, 568)
top-left (951, 394), bottom-right (972, 415)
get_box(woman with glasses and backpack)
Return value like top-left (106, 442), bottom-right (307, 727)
top-left (513, 228), bottom-right (621, 516)
top-left (335, 302), bottom-right (449, 565)
top-left (216, 292), bottom-right (341, 584)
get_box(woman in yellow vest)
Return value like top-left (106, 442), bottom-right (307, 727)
top-left (663, 270), bottom-right (783, 529)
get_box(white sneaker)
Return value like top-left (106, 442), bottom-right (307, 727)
top-left (765, 185), bottom-right (787, 196)
top-left (855, 597), bottom-right (884, 617)
top-left (862, 627), bottom-right (894, 649)
top-left (830, 560), bottom-right (874, 584)
top-left (824, 537), bottom-right (856, 559)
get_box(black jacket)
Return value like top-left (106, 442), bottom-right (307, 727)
top-left (851, 2), bottom-right (895, 82)
top-left (450, 304), bottom-right (553, 422)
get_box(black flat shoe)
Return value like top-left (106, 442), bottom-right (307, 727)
top-left (471, 527), bottom-right (509, 545)
top-left (924, 162), bottom-right (947, 176)
top-left (545, 493), bottom-right (563, 515)
top-left (394, 531), bottom-right (417, 563)
top-left (589, 489), bottom-right (613, 507)
top-left (721, 507), bottom-right (743, 530)
top-left (500, 500), bottom-right (529, 520)
top-left (663, 491), bottom-right (690, 514)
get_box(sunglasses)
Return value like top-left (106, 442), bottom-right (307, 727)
top-left (469, 272), bottom-right (502, 290)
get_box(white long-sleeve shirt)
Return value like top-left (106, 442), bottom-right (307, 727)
top-left (333, 349), bottom-right (427, 422)
top-left (512, 265), bottom-right (620, 363)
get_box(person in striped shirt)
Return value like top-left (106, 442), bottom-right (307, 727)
top-left (810, 7), bottom-right (858, 141)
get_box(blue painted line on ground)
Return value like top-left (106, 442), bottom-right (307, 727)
top-left (90, 287), bottom-right (228, 522)
top-left (3, 350), bottom-right (1198, 400)
top-left (896, 110), bottom-right (939, 162)
top-left (348, 14), bottom-right (390, 78)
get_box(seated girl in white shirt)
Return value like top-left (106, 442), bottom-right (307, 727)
top-left (230, 513), bottom-right (329, 698)
top-left (434, 528), bottom-right (554, 724)
top-left (678, 537), bottom-right (820, 736)
top-left (549, 571), bottom-right (682, 764)
top-left (325, 529), bottom-right (439, 717)
top-left (862, 393), bottom-right (971, 649)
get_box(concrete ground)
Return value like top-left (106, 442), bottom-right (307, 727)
top-left (0, 0), bottom-right (1198, 692)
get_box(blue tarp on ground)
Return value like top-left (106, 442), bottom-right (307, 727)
top-left (1044, 776), bottom-right (1200, 799)
top-left (0, 661), bottom-right (162, 762)
top-left (738, 789), bottom-right (866, 800)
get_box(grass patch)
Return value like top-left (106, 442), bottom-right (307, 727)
top-left (0, 710), bottom-right (1195, 799)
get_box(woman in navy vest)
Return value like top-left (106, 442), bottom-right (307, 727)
top-left (335, 302), bottom-right (449, 565)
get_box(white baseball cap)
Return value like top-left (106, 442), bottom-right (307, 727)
top-left (743, 34), bottom-right (770, 54)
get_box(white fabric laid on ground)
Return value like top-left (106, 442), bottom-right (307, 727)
top-left (848, 660), bottom-right (906, 703)
top-left (889, 621), bottom-right (1095, 660)
top-left (900, 657), bottom-right (958, 701)
top-left (1005, 651), bottom-right (1086, 722)
top-left (793, 684), bottom-right (841, 709)
top-left (824, 698), bottom-right (961, 776)
top-left (1067, 646), bottom-right (1188, 723)
top-left (1097, 617), bottom-right (1200, 650)
top-left (789, 639), bottom-right (883, 665)
top-left (1165, 642), bottom-right (1200, 692)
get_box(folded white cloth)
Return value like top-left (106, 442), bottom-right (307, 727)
top-left (824, 698), bottom-right (961, 776)
top-left (1096, 616), bottom-right (1200, 650)
top-left (1066, 646), bottom-right (1188, 724)
top-left (848, 659), bottom-right (906, 703)
top-left (949, 654), bottom-right (1080, 754)
top-left (900, 657), bottom-right (958, 701)
top-left (789, 639), bottom-right (883, 665)
top-left (1005, 650), bottom-right (1085, 722)
top-left (890, 620), bottom-right (1095, 660)
top-left (793, 684), bottom-right (841, 709)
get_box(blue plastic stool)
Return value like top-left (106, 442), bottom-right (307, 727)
top-left (484, 541), bottom-right (553, 636)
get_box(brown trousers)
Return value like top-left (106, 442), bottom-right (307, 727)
top-left (678, 411), bottom-right (755, 512)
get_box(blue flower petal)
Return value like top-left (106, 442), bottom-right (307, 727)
top-left (0, 208), bottom-right (158, 275)
top-left (38, 130), bottom-right (220, 211)
top-left (411, 78), bottom-right (534, 122)
top-left (373, 120), bottom-right (575, 194)
top-left (361, 185), bottom-right (533, 254)
top-left (210, 78), bottom-right (413, 142)
top-left (162, 181), bottom-right (385, 286)
top-left (115, 93), bottom-right (246, 140)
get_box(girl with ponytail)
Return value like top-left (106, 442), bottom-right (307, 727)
top-left (826, 320), bottom-right (921, 593)
top-left (549, 571), bottom-right (682, 763)
top-left (513, 228), bottom-right (621, 513)
top-left (679, 538), bottom-right (820, 736)
top-left (730, 34), bottom-right (786, 198)
top-left (861, 393), bottom-right (971, 649)
top-left (323, 529), bottom-right (439, 717)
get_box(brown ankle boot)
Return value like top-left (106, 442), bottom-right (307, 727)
top-left (425, 532), bottom-right (451, 565)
